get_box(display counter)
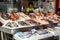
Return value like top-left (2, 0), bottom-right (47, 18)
top-left (0, 12), bottom-right (60, 40)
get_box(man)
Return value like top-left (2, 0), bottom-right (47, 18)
top-left (25, 2), bottom-right (34, 15)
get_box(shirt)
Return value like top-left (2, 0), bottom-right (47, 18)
top-left (26, 8), bottom-right (34, 14)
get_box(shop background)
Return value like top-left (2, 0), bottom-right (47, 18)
top-left (0, 0), bottom-right (58, 13)
top-left (59, 0), bottom-right (60, 8)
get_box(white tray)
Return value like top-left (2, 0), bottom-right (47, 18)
top-left (13, 33), bottom-right (53, 40)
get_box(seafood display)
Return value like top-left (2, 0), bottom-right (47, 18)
top-left (26, 19), bottom-right (39, 25)
top-left (18, 13), bottom-right (31, 20)
top-left (15, 29), bottom-right (49, 39)
top-left (10, 12), bottom-right (19, 21)
top-left (46, 13), bottom-right (60, 23)
top-left (1, 13), bottom-right (10, 20)
top-left (5, 22), bottom-right (19, 27)
top-left (0, 12), bottom-right (60, 28)
top-left (18, 21), bottom-right (30, 26)
top-left (36, 30), bottom-right (48, 35)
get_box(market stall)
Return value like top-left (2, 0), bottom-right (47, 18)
top-left (0, 0), bottom-right (60, 40)
top-left (0, 12), bottom-right (60, 40)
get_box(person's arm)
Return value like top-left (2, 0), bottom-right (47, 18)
top-left (25, 8), bottom-right (29, 15)
top-left (25, 11), bottom-right (29, 15)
